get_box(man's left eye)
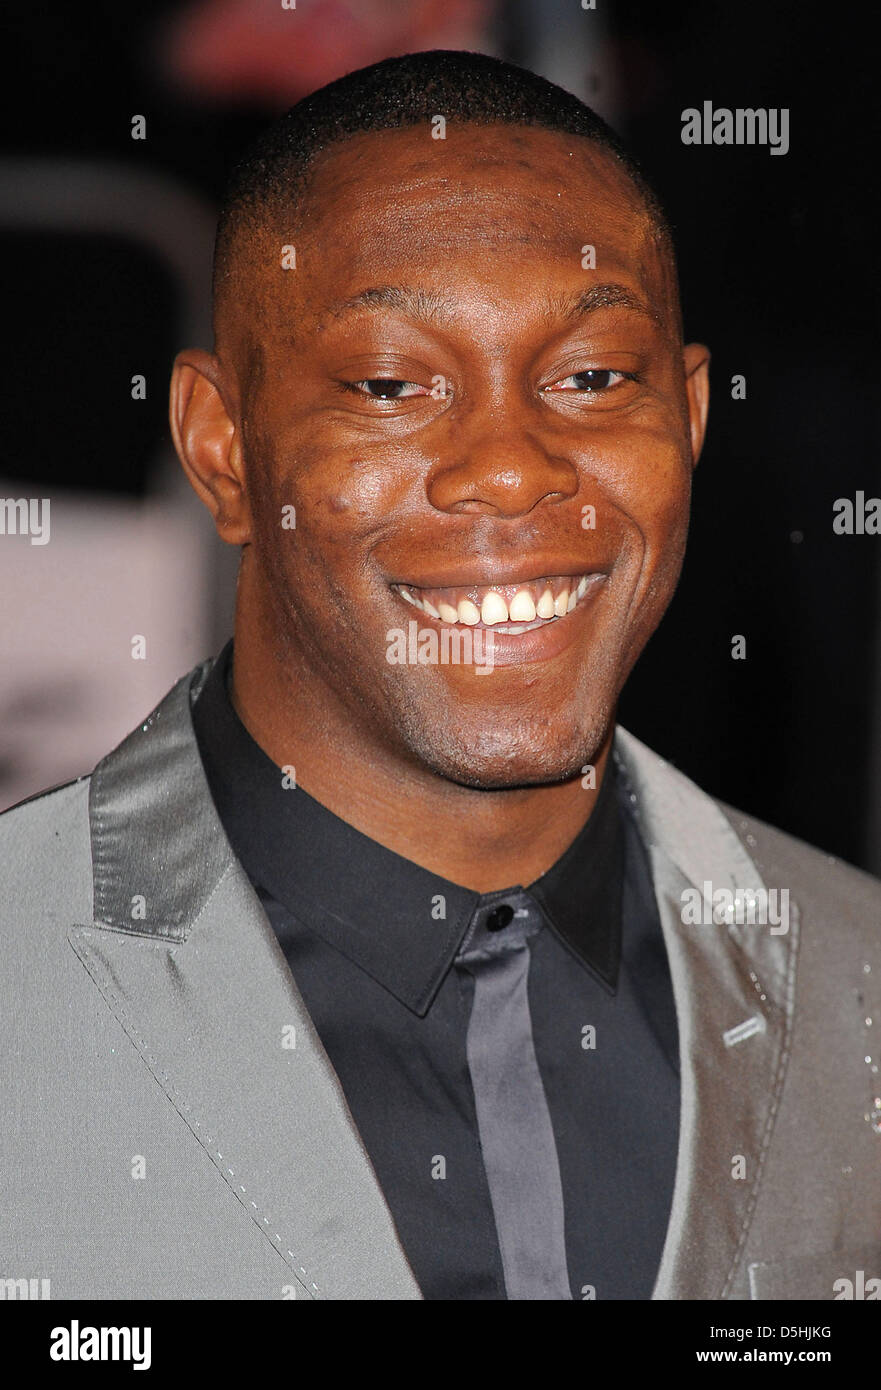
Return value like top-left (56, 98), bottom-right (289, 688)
top-left (545, 369), bottom-right (628, 393)
top-left (349, 379), bottom-right (429, 399)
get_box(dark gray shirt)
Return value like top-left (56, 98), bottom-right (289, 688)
top-left (192, 642), bottom-right (680, 1299)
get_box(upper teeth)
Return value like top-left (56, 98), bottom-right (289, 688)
top-left (393, 573), bottom-right (597, 626)
top-left (510, 590), bottom-right (537, 621)
top-left (480, 592), bottom-right (507, 625)
top-left (536, 588), bottom-right (556, 619)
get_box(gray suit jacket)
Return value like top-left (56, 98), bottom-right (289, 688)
top-left (2, 657), bottom-right (880, 1300)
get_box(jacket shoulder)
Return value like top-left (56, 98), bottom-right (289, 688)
top-left (617, 725), bottom-right (880, 893)
top-left (0, 772), bottom-right (91, 849)
top-left (718, 798), bottom-right (881, 909)
top-left (0, 775), bottom-right (94, 920)
top-left (0, 661), bottom-right (213, 917)
top-left (715, 798), bottom-right (881, 972)
top-left (615, 723), bottom-right (880, 953)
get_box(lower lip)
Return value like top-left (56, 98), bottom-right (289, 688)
top-left (393, 576), bottom-right (608, 668)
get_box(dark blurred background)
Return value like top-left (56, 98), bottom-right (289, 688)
top-left (2, 0), bottom-right (879, 871)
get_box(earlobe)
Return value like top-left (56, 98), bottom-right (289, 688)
top-left (683, 342), bottom-right (711, 468)
top-left (169, 350), bottom-right (251, 545)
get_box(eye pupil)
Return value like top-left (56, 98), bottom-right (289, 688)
top-left (574, 370), bottom-right (611, 390)
top-left (366, 379), bottom-right (407, 398)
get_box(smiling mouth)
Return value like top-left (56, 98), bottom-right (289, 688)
top-left (391, 573), bottom-right (605, 634)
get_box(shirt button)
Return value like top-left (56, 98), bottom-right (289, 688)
top-left (485, 903), bottom-right (515, 932)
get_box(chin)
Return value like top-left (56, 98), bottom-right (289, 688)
top-left (395, 702), bottom-right (614, 792)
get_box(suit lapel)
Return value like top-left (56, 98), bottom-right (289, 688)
top-left (615, 729), bottom-right (798, 1300)
top-left (70, 662), bottom-right (421, 1301)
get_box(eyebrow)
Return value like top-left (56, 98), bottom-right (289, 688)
top-left (544, 283), bottom-right (663, 326)
top-left (326, 281), bottom-right (662, 329)
top-left (328, 286), bottom-right (457, 322)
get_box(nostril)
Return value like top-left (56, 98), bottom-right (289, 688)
top-left (448, 499), bottom-right (501, 515)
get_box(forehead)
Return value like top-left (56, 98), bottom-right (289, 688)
top-left (230, 123), bottom-right (675, 348)
top-left (311, 124), bottom-right (651, 270)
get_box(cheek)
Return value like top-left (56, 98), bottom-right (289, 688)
top-left (312, 459), bottom-right (396, 520)
top-left (608, 428), bottom-right (692, 546)
top-left (259, 444), bottom-right (415, 602)
top-left (249, 439), bottom-right (387, 554)
top-left (595, 435), bottom-right (691, 625)
top-left (276, 427), bottom-right (417, 529)
top-left (644, 468), bottom-right (691, 545)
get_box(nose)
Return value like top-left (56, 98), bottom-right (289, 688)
top-left (426, 428), bottom-right (579, 518)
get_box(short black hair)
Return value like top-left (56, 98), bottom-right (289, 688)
top-left (214, 48), bottom-right (672, 302)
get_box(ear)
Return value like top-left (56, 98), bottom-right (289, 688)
top-left (682, 342), bottom-right (711, 468)
top-left (169, 349), bottom-right (251, 545)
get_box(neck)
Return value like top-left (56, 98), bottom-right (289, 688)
top-left (231, 621), bottom-right (614, 895)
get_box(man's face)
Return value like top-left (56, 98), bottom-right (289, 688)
top-left (224, 123), bottom-right (707, 789)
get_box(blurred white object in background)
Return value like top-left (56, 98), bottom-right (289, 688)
top-left (0, 488), bottom-right (215, 809)
top-left (0, 160), bottom-right (236, 810)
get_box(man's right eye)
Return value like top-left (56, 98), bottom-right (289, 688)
top-left (345, 379), bottom-right (429, 399)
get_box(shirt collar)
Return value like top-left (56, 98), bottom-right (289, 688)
top-left (192, 642), bottom-right (624, 1014)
